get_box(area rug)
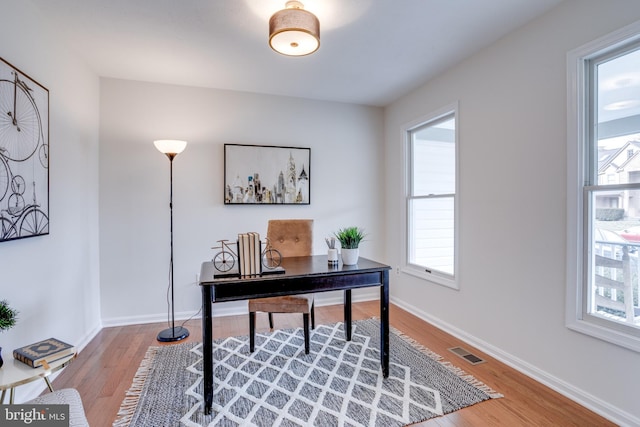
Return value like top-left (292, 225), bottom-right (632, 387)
top-left (113, 319), bottom-right (502, 427)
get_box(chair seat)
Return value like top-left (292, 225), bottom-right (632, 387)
top-left (249, 295), bottom-right (313, 314)
top-left (26, 388), bottom-right (89, 427)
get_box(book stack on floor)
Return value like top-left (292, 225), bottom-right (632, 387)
top-left (237, 232), bottom-right (262, 276)
top-left (13, 337), bottom-right (76, 368)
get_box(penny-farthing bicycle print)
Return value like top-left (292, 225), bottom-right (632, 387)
top-left (0, 58), bottom-right (49, 242)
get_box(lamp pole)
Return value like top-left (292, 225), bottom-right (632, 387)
top-left (155, 140), bottom-right (189, 342)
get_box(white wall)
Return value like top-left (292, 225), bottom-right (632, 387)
top-left (0, 1), bottom-right (101, 401)
top-left (99, 78), bottom-right (385, 325)
top-left (9, 0), bottom-right (638, 421)
top-left (385, 0), bottom-right (640, 424)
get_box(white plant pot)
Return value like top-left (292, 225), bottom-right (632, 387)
top-left (341, 248), bottom-right (359, 265)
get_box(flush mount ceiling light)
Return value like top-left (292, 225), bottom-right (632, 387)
top-left (603, 99), bottom-right (640, 111)
top-left (269, 1), bottom-right (320, 57)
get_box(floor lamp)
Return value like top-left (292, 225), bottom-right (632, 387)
top-left (154, 139), bottom-right (190, 342)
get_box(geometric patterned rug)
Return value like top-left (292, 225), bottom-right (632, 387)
top-left (113, 319), bottom-right (502, 427)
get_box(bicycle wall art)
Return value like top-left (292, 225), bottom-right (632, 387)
top-left (0, 58), bottom-right (49, 242)
top-left (224, 144), bottom-right (310, 205)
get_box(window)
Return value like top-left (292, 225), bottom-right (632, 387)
top-left (403, 104), bottom-right (458, 289)
top-left (567, 22), bottom-right (640, 352)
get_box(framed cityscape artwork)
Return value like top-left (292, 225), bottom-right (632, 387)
top-left (224, 144), bottom-right (310, 205)
top-left (0, 58), bottom-right (49, 242)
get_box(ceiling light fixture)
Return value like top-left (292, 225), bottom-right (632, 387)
top-left (603, 100), bottom-right (640, 111)
top-left (269, 1), bottom-right (320, 57)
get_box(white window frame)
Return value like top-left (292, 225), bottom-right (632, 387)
top-left (401, 102), bottom-right (459, 289)
top-left (567, 21), bottom-right (640, 353)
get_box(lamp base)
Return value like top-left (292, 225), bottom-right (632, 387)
top-left (157, 326), bottom-right (190, 342)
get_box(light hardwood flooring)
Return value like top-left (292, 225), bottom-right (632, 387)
top-left (49, 301), bottom-right (615, 426)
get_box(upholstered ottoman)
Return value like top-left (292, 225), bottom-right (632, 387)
top-left (26, 388), bottom-right (89, 427)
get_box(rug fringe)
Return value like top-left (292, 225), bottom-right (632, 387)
top-left (390, 325), bottom-right (504, 399)
top-left (112, 346), bottom-right (160, 427)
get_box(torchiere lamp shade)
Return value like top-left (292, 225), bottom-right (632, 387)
top-left (154, 139), bottom-right (187, 157)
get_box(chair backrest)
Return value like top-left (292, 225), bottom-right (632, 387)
top-left (267, 219), bottom-right (313, 257)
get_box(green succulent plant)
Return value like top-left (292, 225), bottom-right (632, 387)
top-left (0, 300), bottom-right (18, 332)
top-left (334, 226), bottom-right (366, 249)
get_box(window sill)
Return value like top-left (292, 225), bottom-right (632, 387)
top-left (402, 265), bottom-right (458, 290)
top-left (566, 317), bottom-right (640, 353)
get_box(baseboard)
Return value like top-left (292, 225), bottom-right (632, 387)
top-left (75, 322), bottom-right (102, 352)
top-left (101, 289), bottom-right (379, 327)
top-left (101, 310), bottom-right (204, 328)
top-left (390, 297), bottom-right (640, 427)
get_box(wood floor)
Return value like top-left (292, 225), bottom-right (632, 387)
top-left (49, 301), bottom-right (615, 427)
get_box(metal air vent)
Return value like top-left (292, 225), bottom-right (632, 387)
top-left (448, 346), bottom-right (486, 365)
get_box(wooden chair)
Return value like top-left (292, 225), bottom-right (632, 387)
top-left (249, 219), bottom-right (315, 354)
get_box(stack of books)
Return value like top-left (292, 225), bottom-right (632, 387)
top-left (237, 232), bottom-right (262, 276)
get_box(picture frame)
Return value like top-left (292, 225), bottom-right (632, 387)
top-left (224, 144), bottom-right (310, 205)
top-left (0, 58), bottom-right (49, 242)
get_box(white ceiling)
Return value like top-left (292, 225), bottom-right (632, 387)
top-left (29, 0), bottom-right (563, 107)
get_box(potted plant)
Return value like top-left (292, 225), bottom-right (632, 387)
top-left (334, 226), bottom-right (366, 265)
top-left (0, 300), bottom-right (18, 368)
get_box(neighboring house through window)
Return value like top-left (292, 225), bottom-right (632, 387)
top-left (567, 21), bottom-right (640, 352)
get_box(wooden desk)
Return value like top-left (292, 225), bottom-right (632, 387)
top-left (199, 255), bottom-right (391, 415)
top-left (0, 353), bottom-right (75, 403)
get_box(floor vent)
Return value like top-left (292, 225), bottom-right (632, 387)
top-left (448, 346), bottom-right (486, 365)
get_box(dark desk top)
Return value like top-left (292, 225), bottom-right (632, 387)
top-left (199, 255), bottom-right (390, 286)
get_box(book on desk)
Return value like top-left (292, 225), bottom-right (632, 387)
top-left (238, 232), bottom-right (262, 276)
top-left (13, 338), bottom-right (75, 368)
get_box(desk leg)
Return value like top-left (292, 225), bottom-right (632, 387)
top-left (380, 270), bottom-right (389, 378)
top-left (344, 289), bottom-right (352, 341)
top-left (202, 285), bottom-right (213, 415)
